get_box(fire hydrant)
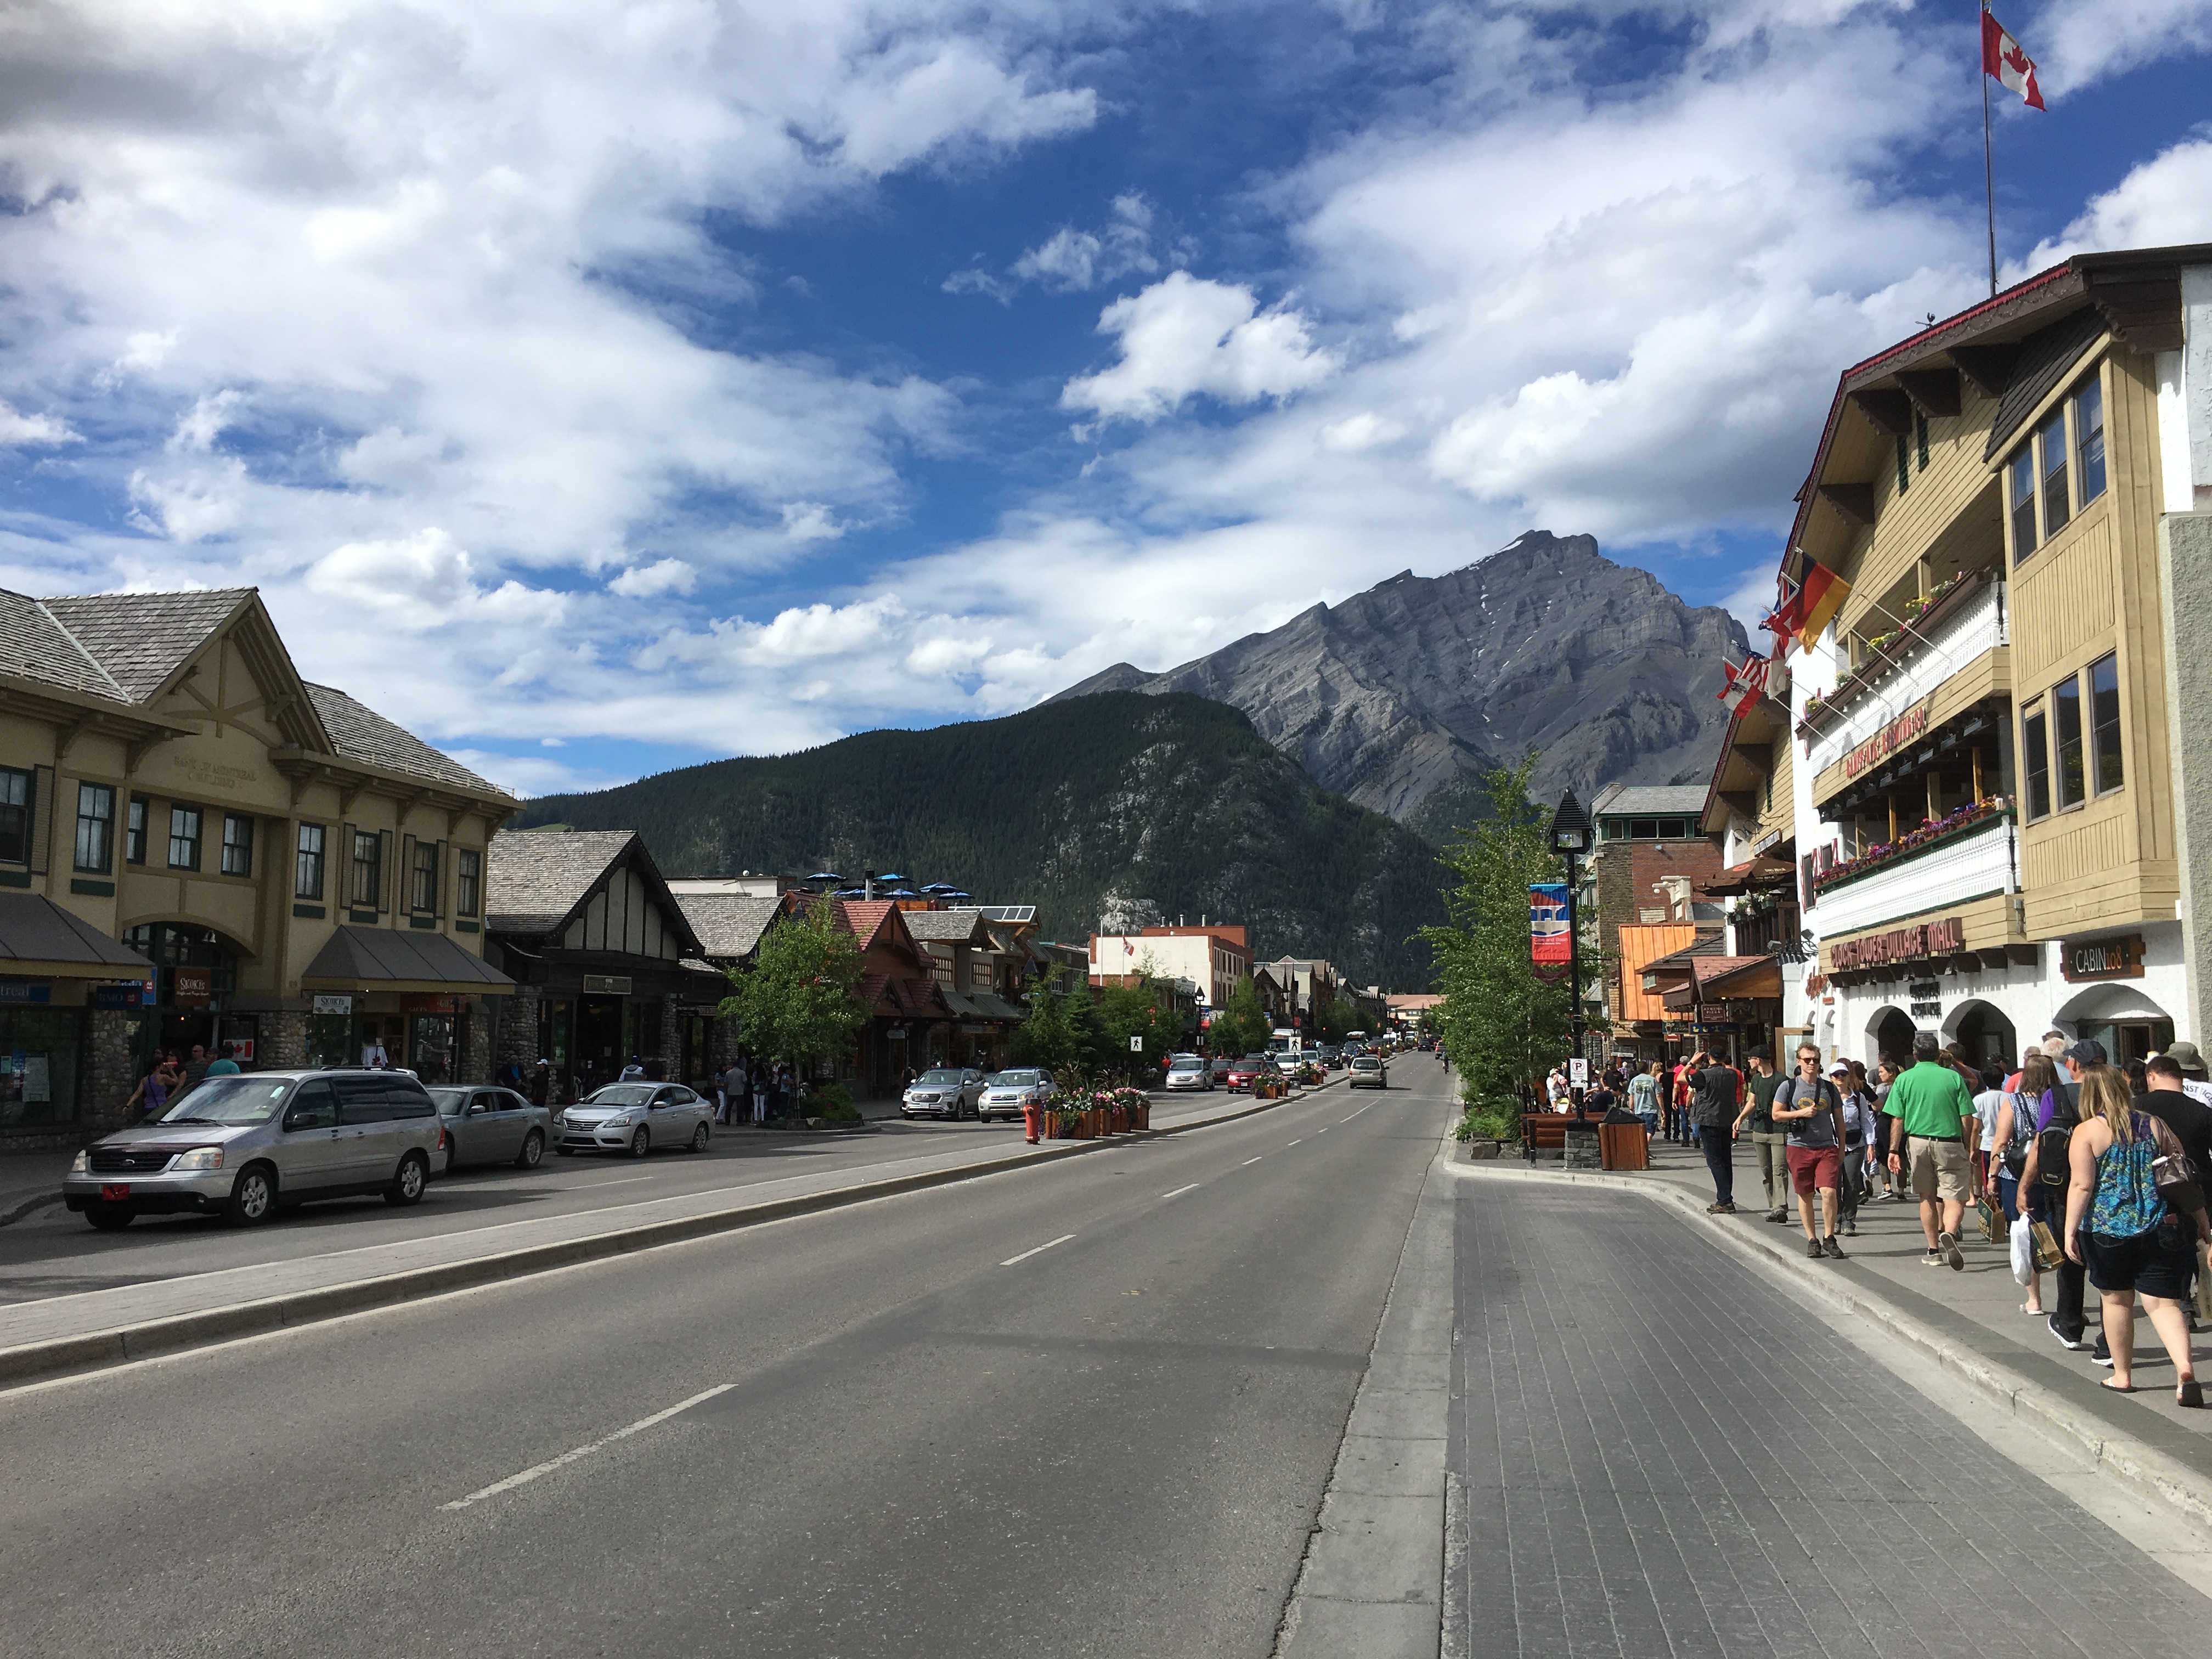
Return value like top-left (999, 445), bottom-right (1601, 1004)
top-left (1022, 1101), bottom-right (1041, 1144)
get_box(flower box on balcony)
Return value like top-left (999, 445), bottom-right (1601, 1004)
top-left (1813, 801), bottom-right (2011, 896)
top-left (1797, 568), bottom-right (2000, 739)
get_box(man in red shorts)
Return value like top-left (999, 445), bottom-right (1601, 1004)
top-left (1773, 1041), bottom-right (1848, 1258)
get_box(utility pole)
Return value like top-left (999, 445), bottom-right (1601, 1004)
top-left (1548, 791), bottom-right (1594, 1114)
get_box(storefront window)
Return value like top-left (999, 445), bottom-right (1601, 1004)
top-left (307, 1012), bottom-right (353, 1069)
top-left (0, 1008), bottom-right (83, 1128)
top-left (409, 1014), bottom-right (461, 1085)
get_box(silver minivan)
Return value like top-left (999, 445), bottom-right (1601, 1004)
top-left (62, 1069), bottom-right (444, 1230)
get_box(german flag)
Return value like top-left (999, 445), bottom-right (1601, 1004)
top-left (1773, 549), bottom-right (1849, 656)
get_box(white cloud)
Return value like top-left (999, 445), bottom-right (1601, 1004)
top-left (1318, 411), bottom-right (1404, 452)
top-left (2033, 0), bottom-right (2212, 97)
top-left (779, 501), bottom-right (844, 542)
top-left (1062, 272), bottom-right (1339, 422)
top-left (1011, 193), bottom-right (1159, 291)
top-left (0, 402), bottom-right (80, 445)
top-left (2018, 134), bottom-right (2212, 269)
top-left (608, 558), bottom-right (696, 598)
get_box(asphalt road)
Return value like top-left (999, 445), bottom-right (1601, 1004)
top-left (0, 1066), bottom-right (1451, 1659)
top-left (0, 1089), bottom-right (1243, 1306)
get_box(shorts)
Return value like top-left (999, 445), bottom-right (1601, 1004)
top-left (1908, 1136), bottom-right (1972, 1203)
top-left (1786, 1144), bottom-right (1842, 1195)
top-left (2082, 1220), bottom-right (2197, 1299)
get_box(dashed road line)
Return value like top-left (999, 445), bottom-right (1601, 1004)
top-left (1000, 1233), bottom-right (1077, 1267)
top-left (1242, 1156), bottom-right (1263, 1166)
top-left (441, 1383), bottom-right (736, 1511)
top-left (1159, 1183), bottom-right (1200, 1200)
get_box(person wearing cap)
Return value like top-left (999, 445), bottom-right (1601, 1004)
top-left (1731, 1047), bottom-right (1790, 1223)
top-left (1833, 1062), bottom-right (1876, 1236)
top-left (1882, 1030), bottom-right (1978, 1269)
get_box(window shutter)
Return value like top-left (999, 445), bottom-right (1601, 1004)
top-left (378, 828), bottom-right (393, 915)
top-left (435, 839), bottom-right (448, 918)
top-left (402, 833), bottom-right (417, 912)
top-left (29, 765), bottom-right (53, 875)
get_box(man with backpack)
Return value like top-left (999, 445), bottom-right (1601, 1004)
top-left (1773, 1042), bottom-right (1848, 1257)
top-left (2023, 1039), bottom-right (2104, 1351)
top-left (1690, 1049), bottom-right (1744, 1214)
top-left (1883, 1030), bottom-right (1979, 1270)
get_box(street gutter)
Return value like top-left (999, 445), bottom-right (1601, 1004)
top-left (0, 1080), bottom-right (1333, 1393)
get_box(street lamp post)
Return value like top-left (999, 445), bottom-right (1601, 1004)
top-left (1548, 790), bottom-right (1594, 1116)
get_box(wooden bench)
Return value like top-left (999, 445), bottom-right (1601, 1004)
top-left (1520, 1115), bottom-right (1573, 1152)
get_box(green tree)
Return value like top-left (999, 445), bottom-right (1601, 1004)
top-left (1007, 973), bottom-right (1099, 1080)
top-left (1318, 995), bottom-right (1364, 1044)
top-left (1096, 977), bottom-right (1177, 1081)
top-left (1418, 757), bottom-right (1592, 1119)
top-left (721, 899), bottom-right (870, 1075)
top-left (1205, 976), bottom-right (1272, 1058)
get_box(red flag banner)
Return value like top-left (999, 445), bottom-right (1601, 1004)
top-left (1982, 10), bottom-right (2045, 110)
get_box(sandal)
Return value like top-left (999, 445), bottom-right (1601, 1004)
top-left (2099, 1379), bottom-right (2137, 1393)
top-left (2019, 1303), bottom-right (2045, 1315)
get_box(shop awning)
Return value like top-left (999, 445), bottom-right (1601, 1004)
top-left (1694, 956), bottom-right (1785, 1000)
top-left (0, 893), bottom-right (153, 980)
top-left (300, 926), bottom-right (514, 994)
top-left (1697, 855), bottom-right (1797, 898)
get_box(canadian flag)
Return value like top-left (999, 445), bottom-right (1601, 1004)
top-left (1982, 10), bottom-right (2045, 110)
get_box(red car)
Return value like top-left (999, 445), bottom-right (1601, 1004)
top-left (1222, 1054), bottom-right (1278, 1092)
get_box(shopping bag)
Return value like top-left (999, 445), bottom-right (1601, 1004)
top-left (2010, 1206), bottom-right (2035, 1286)
top-left (2028, 1220), bottom-right (2065, 1273)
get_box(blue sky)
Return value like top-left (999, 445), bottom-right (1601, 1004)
top-left (2, 1), bottom-right (2209, 797)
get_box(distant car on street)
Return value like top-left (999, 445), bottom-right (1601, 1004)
top-left (901, 1066), bottom-right (984, 1120)
top-left (1223, 1054), bottom-right (1278, 1092)
top-left (1208, 1057), bottom-right (1234, 1086)
top-left (1163, 1054), bottom-right (1213, 1092)
top-left (428, 1085), bottom-right (552, 1173)
top-left (1348, 1055), bottom-right (1389, 1090)
top-left (557, 1083), bottom-right (714, 1157)
top-left (63, 1069), bottom-right (442, 1229)
top-left (978, 1069), bottom-right (1053, 1121)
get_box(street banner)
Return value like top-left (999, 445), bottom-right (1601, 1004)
top-left (1530, 882), bottom-right (1570, 983)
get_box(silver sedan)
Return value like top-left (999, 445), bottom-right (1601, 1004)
top-left (557, 1083), bottom-right (715, 1157)
top-left (428, 1086), bottom-right (552, 1173)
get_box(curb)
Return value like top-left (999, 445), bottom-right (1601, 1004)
top-left (0, 1087), bottom-right (1301, 1392)
top-left (1451, 1160), bottom-right (2212, 1534)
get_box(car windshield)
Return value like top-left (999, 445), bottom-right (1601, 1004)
top-left (917, 1069), bottom-right (962, 1085)
top-left (988, 1070), bottom-right (1042, 1086)
top-left (583, 1085), bottom-right (657, 1108)
top-left (158, 1076), bottom-right (295, 1125)
top-left (1353, 1058), bottom-right (1380, 1067)
top-left (1240, 1054), bottom-right (1270, 1065)
top-left (1169, 1058), bottom-right (1204, 1069)
top-left (427, 1088), bottom-right (470, 1109)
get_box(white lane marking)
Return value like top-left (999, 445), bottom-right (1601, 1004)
top-left (587, 1176), bottom-right (654, 1187)
top-left (1286, 1139), bottom-right (1301, 1147)
top-left (1242, 1156), bottom-right (1263, 1166)
top-left (1000, 1233), bottom-right (1077, 1266)
top-left (440, 1383), bottom-right (736, 1511)
top-left (1160, 1183), bottom-right (1200, 1200)
top-left (1341, 1104), bottom-right (1373, 1122)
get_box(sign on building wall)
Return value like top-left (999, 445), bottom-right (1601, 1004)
top-left (172, 968), bottom-right (212, 1006)
top-left (582, 974), bottom-right (633, 995)
top-left (2061, 934), bottom-right (2145, 983)
top-left (1842, 699), bottom-right (1933, 780)
top-left (1827, 916), bottom-right (1965, 970)
top-left (312, 994), bottom-right (354, 1014)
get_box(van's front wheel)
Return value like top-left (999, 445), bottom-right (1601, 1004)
top-left (223, 1165), bottom-right (276, 1227)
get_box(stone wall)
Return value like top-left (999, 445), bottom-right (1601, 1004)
top-left (260, 1009), bottom-right (308, 1070)
top-left (497, 985), bottom-right (543, 1076)
top-left (81, 1008), bottom-right (142, 1139)
top-left (463, 996), bottom-right (496, 1085)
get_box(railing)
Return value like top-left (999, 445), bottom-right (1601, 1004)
top-left (1803, 575), bottom-right (2007, 780)
top-left (1813, 811), bottom-right (2016, 938)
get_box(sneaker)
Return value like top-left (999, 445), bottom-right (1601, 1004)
top-left (1706, 1201), bottom-right (1736, 1215)
top-left (2092, 1335), bottom-right (2113, 1368)
top-left (1921, 1250), bottom-right (1944, 1267)
top-left (1938, 1231), bottom-right (1965, 1271)
top-left (1767, 1208), bottom-right (1790, 1223)
top-left (1842, 1221), bottom-right (1858, 1237)
top-left (2049, 1314), bottom-right (2090, 1352)
top-left (1805, 1237), bottom-right (1824, 1258)
top-left (1822, 1235), bottom-right (1847, 1259)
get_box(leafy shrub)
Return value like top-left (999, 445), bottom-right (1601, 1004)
top-left (808, 1082), bottom-right (861, 1121)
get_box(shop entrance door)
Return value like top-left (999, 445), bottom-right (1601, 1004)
top-left (577, 996), bottom-right (623, 1093)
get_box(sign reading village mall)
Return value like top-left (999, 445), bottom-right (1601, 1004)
top-left (1842, 698), bottom-right (1932, 781)
top-left (1829, 916), bottom-right (1965, 971)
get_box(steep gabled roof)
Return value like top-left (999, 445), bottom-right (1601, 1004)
top-left (905, 908), bottom-right (989, 944)
top-left (41, 588), bottom-right (253, 700)
top-left (674, 892), bottom-right (786, 961)
top-left (1590, 783), bottom-right (1711, 820)
top-left (486, 830), bottom-right (642, 934)
top-left (305, 682), bottom-right (499, 794)
top-left (0, 591), bottom-right (128, 701)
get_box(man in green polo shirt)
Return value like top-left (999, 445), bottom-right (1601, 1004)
top-left (1883, 1030), bottom-right (1979, 1270)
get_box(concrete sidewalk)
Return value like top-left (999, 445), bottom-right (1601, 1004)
top-left (1453, 1131), bottom-right (2212, 1530)
top-left (0, 1076), bottom-right (1333, 1389)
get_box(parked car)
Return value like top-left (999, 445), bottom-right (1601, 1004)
top-left (978, 1069), bottom-right (1053, 1122)
top-left (901, 1066), bottom-right (985, 1120)
top-left (1348, 1055), bottom-right (1389, 1090)
top-left (1223, 1053), bottom-right (1278, 1092)
top-left (1208, 1057), bottom-right (1235, 1086)
top-left (1163, 1054), bottom-right (1213, 1092)
top-left (428, 1085), bottom-right (552, 1173)
top-left (63, 1069), bottom-right (442, 1229)
top-left (557, 1082), bottom-right (714, 1157)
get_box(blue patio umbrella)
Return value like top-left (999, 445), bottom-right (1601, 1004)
top-left (806, 871), bottom-right (844, 883)
top-left (887, 888), bottom-right (918, 898)
top-left (877, 872), bottom-right (907, 883)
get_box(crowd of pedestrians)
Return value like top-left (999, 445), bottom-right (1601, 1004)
top-left (1621, 1028), bottom-right (2212, 1407)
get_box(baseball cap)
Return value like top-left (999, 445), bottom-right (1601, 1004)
top-left (2063, 1039), bottom-right (2108, 1068)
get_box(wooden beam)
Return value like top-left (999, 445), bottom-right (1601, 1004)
top-left (1948, 345), bottom-right (2018, 400)
top-left (1895, 368), bottom-right (1961, 418)
top-left (1816, 481), bottom-right (1876, 526)
top-left (1848, 386), bottom-right (1913, 437)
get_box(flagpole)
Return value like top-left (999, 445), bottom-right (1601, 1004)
top-left (1980, 2), bottom-right (1997, 297)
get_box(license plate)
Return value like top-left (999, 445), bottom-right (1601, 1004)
top-left (100, 1183), bottom-right (131, 1201)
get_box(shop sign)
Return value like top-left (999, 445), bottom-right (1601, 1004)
top-left (402, 994), bottom-right (469, 1014)
top-left (2061, 934), bottom-right (2144, 983)
top-left (172, 968), bottom-right (213, 1006)
top-left (960, 1023), bottom-right (986, 1035)
top-left (582, 974), bottom-right (632, 995)
top-left (1828, 916), bottom-right (1965, 970)
top-left (312, 994), bottom-right (354, 1015)
top-left (885, 1026), bottom-right (908, 1041)
top-left (0, 980), bottom-right (53, 1005)
top-left (94, 982), bottom-right (152, 1009)
top-left (1842, 698), bottom-right (1932, 780)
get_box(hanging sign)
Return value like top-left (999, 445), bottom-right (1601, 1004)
top-left (2062, 934), bottom-right (2145, 983)
top-left (1530, 883), bottom-right (1571, 984)
top-left (172, 968), bottom-right (213, 1006)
